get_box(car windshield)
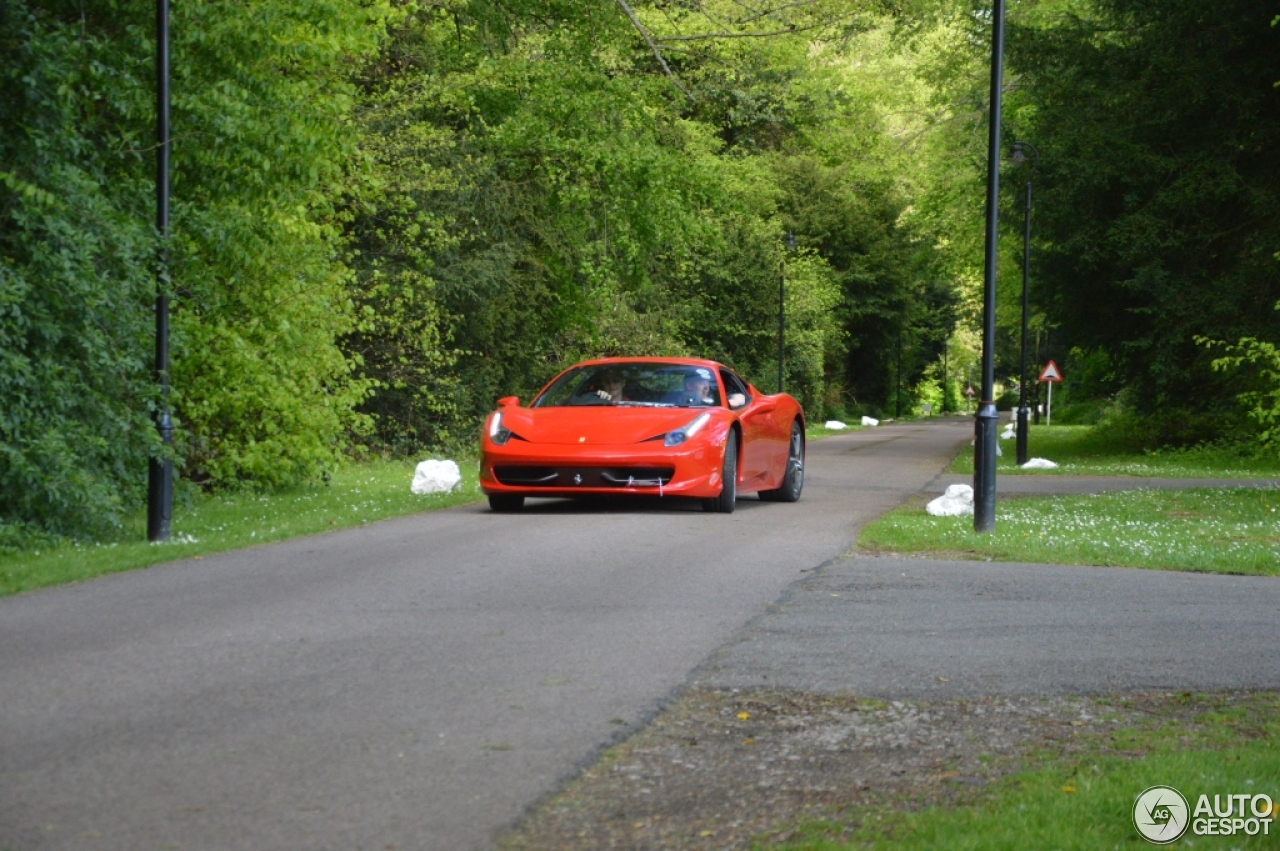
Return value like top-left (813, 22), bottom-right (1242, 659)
top-left (533, 363), bottom-right (723, 408)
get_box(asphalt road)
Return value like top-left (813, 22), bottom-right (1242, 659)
top-left (693, 554), bottom-right (1280, 698)
top-left (5, 418), bottom-right (1279, 851)
top-left (1, 419), bottom-right (972, 851)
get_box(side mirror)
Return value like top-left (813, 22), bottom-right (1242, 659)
top-left (497, 395), bottom-right (520, 408)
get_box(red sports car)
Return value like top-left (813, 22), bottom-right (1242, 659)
top-left (479, 357), bottom-right (805, 513)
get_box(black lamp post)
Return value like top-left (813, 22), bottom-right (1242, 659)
top-left (148, 0), bottom-right (173, 542)
top-left (778, 231), bottom-right (795, 393)
top-left (895, 324), bottom-right (903, 418)
top-left (942, 339), bottom-right (948, 414)
top-left (974, 0), bottom-right (1008, 533)
top-left (1010, 140), bottom-right (1039, 467)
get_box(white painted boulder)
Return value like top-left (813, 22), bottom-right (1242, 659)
top-left (824, 420), bottom-right (848, 430)
top-left (1020, 457), bottom-right (1059, 469)
top-left (861, 415), bottom-right (880, 427)
top-left (927, 483), bottom-right (974, 517)
top-left (411, 459), bottom-right (462, 495)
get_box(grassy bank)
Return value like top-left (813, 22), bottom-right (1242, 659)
top-left (861, 487), bottom-right (1280, 575)
top-left (0, 458), bottom-right (482, 596)
top-left (862, 423), bottom-right (1280, 574)
top-left (949, 424), bottom-right (1280, 478)
top-left (776, 692), bottom-right (1280, 850)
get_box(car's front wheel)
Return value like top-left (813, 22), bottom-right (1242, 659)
top-left (488, 494), bottom-right (525, 512)
top-left (760, 420), bottom-right (804, 503)
top-left (701, 436), bottom-right (738, 514)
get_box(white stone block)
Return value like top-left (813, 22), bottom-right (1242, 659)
top-left (824, 420), bottom-right (848, 430)
top-left (861, 416), bottom-right (880, 427)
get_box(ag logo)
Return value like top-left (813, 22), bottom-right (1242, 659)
top-left (1134, 785), bottom-right (1190, 844)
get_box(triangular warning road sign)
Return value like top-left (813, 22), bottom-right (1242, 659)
top-left (1039, 360), bottom-right (1062, 382)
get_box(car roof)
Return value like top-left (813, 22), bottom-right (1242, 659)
top-left (569, 357), bottom-right (725, 371)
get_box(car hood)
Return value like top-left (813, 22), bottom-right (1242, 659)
top-left (500, 406), bottom-right (715, 446)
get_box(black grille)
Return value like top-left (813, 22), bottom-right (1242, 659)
top-left (494, 466), bottom-right (675, 488)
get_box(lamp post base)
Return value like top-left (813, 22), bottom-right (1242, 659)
top-left (147, 410), bottom-right (173, 542)
top-left (974, 403), bottom-right (999, 532)
top-left (1015, 405), bottom-right (1030, 466)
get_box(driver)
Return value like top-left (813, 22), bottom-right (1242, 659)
top-left (594, 369), bottom-right (627, 403)
top-left (684, 371), bottom-right (715, 405)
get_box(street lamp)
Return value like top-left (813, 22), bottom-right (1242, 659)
top-left (778, 231), bottom-right (795, 393)
top-left (974, 0), bottom-right (1008, 533)
top-left (1010, 140), bottom-right (1039, 467)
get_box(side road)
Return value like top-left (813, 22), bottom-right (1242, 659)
top-left (705, 442), bottom-right (1280, 699)
top-left (930, 471), bottom-right (1280, 495)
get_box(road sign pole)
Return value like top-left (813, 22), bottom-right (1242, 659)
top-left (1046, 381), bottom-right (1052, 426)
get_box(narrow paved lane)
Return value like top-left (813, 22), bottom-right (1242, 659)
top-left (694, 554), bottom-right (1280, 698)
top-left (0, 420), bottom-right (972, 851)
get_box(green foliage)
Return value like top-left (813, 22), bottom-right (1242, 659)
top-left (1, 1), bottom-right (159, 540)
top-left (1007, 0), bottom-right (1280, 431)
top-left (1202, 320), bottom-right (1280, 451)
top-left (344, 0), bottom-right (897, 432)
top-left (166, 0), bottom-right (391, 487)
top-left (1, 0), bottom-right (392, 542)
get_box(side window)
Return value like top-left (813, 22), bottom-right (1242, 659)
top-left (720, 370), bottom-right (750, 408)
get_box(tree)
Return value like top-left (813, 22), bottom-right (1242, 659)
top-left (1007, 0), bottom-right (1280, 441)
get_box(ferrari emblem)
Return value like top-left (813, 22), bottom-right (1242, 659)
top-left (579, 436), bottom-right (586, 443)
top-left (573, 474), bottom-right (583, 484)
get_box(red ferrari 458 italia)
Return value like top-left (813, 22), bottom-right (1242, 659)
top-left (479, 357), bottom-right (805, 513)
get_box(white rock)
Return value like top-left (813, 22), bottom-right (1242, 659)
top-left (411, 459), bottom-right (462, 495)
top-left (1020, 457), bottom-right (1059, 469)
top-left (927, 483), bottom-right (974, 517)
top-left (1001, 428), bottom-right (1016, 440)
top-left (861, 416), bottom-right (880, 427)
top-left (824, 420), bottom-right (848, 430)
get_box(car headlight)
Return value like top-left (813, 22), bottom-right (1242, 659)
top-left (664, 412), bottom-right (711, 447)
top-left (489, 411), bottom-right (513, 446)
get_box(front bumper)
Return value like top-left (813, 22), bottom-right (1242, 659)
top-left (480, 439), bottom-right (724, 499)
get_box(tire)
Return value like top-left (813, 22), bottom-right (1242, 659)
top-left (760, 421), bottom-right (804, 503)
top-left (488, 494), bottom-right (525, 512)
top-left (701, 435), bottom-right (738, 514)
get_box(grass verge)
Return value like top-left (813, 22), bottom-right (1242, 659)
top-left (0, 458), bottom-right (482, 596)
top-left (949, 424), bottom-right (1280, 478)
top-left (807, 422), bottom-right (865, 441)
top-left (859, 487), bottom-right (1280, 575)
top-left (772, 692), bottom-right (1280, 850)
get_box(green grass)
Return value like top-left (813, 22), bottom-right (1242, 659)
top-left (860, 487), bottom-right (1280, 575)
top-left (807, 422), bottom-right (866, 441)
top-left (865, 423), bottom-right (1280, 574)
top-left (949, 424), bottom-right (1280, 478)
top-left (0, 458), bottom-right (483, 596)
top-left (772, 693), bottom-right (1280, 850)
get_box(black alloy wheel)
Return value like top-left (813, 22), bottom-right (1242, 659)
top-left (702, 435), bottom-right (738, 514)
